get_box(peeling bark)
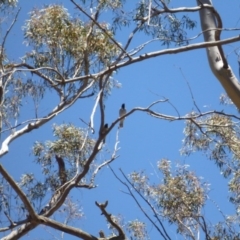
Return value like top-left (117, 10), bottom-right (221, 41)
top-left (197, 0), bottom-right (240, 109)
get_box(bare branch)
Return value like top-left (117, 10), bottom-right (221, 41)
top-left (64, 35), bottom-right (240, 84)
top-left (0, 164), bottom-right (38, 220)
top-left (109, 166), bottom-right (170, 240)
top-left (95, 201), bottom-right (125, 239)
top-left (90, 129), bottom-right (120, 184)
top-left (4, 211), bottom-right (15, 227)
top-left (90, 89), bottom-right (103, 134)
top-left (150, 3), bottom-right (217, 17)
top-left (176, 66), bottom-right (201, 113)
top-left (0, 80), bottom-right (95, 157)
top-left (2, 222), bottom-right (38, 240)
top-left (13, 63), bottom-right (63, 96)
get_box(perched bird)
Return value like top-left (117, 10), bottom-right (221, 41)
top-left (55, 155), bottom-right (67, 185)
top-left (39, 203), bottom-right (50, 215)
top-left (119, 103), bottom-right (126, 128)
top-left (102, 123), bottom-right (108, 143)
top-left (98, 123), bottom-right (108, 150)
top-left (99, 230), bottom-right (105, 238)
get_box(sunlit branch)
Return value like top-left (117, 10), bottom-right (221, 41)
top-left (2, 222), bottom-right (38, 240)
top-left (208, 2), bottom-right (228, 68)
top-left (90, 89), bottom-right (102, 134)
top-left (147, 0), bottom-right (152, 25)
top-left (0, 80), bottom-right (95, 157)
top-left (150, 3), bottom-right (217, 17)
top-left (64, 35), bottom-right (240, 84)
top-left (99, 78), bottom-right (105, 128)
top-left (126, 26), bottom-right (240, 57)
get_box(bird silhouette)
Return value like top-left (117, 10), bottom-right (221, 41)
top-left (119, 103), bottom-right (126, 128)
top-left (102, 123), bottom-right (108, 143)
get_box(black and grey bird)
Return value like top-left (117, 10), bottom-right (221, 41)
top-left (102, 123), bottom-right (108, 143)
top-left (99, 230), bottom-right (105, 238)
top-left (98, 123), bottom-right (108, 150)
top-left (39, 203), bottom-right (50, 215)
top-left (119, 103), bottom-right (126, 128)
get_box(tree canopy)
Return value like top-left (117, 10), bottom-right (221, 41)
top-left (0, 0), bottom-right (240, 239)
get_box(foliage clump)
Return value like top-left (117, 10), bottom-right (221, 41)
top-left (18, 124), bottom-right (95, 205)
top-left (181, 113), bottom-right (240, 212)
top-left (23, 5), bottom-right (120, 73)
top-left (129, 159), bottom-right (208, 237)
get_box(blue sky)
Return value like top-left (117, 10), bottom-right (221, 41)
top-left (1, 1), bottom-right (240, 239)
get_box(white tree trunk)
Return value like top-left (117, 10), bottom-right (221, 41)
top-left (197, 0), bottom-right (240, 109)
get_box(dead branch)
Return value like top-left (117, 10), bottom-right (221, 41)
top-left (95, 201), bottom-right (125, 239)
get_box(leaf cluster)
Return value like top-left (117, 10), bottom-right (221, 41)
top-left (181, 112), bottom-right (240, 213)
top-left (129, 159), bottom-right (207, 237)
top-left (135, 1), bottom-right (196, 46)
top-left (17, 124), bottom-right (95, 207)
top-left (23, 5), bottom-right (120, 74)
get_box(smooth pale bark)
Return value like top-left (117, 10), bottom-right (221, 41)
top-left (197, 0), bottom-right (240, 109)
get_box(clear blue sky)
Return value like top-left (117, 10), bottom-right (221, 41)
top-left (1, 1), bottom-right (240, 239)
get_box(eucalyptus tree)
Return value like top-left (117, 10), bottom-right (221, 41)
top-left (0, 0), bottom-right (240, 239)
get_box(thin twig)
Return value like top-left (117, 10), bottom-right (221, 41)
top-left (71, 0), bottom-right (132, 60)
top-left (0, 164), bottom-right (37, 220)
top-left (109, 166), bottom-right (170, 240)
top-left (177, 66), bottom-right (201, 113)
top-left (90, 129), bottom-right (120, 184)
top-left (95, 201), bottom-right (125, 239)
top-left (0, 8), bottom-right (21, 71)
